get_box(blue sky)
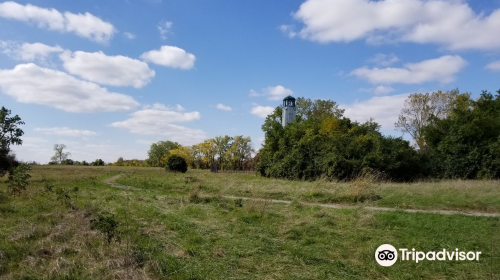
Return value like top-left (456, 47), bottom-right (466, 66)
top-left (1, 0), bottom-right (499, 163)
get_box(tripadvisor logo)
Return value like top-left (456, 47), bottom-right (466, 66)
top-left (375, 244), bottom-right (482, 267)
top-left (375, 244), bottom-right (398, 266)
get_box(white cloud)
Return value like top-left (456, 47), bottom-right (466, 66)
top-left (123, 32), bottom-right (135, 40)
top-left (342, 93), bottom-right (409, 130)
top-left (279, 24), bottom-right (297, 38)
top-left (292, 0), bottom-right (500, 50)
top-left (110, 104), bottom-right (206, 145)
top-left (250, 104), bottom-right (275, 118)
top-left (374, 85), bottom-right (395, 95)
top-left (216, 103), bottom-right (232, 111)
top-left (249, 85), bottom-right (293, 100)
top-left (0, 63), bottom-right (139, 112)
top-left (158, 20), bottom-right (173, 40)
top-left (368, 53), bottom-right (399, 67)
top-left (140, 45), bottom-right (196, 70)
top-left (0, 41), bottom-right (63, 62)
top-left (0, 1), bottom-right (115, 43)
top-left (60, 51), bottom-right (155, 88)
top-left (486, 60), bottom-right (500, 71)
top-left (34, 127), bottom-right (97, 137)
top-left (350, 55), bottom-right (467, 85)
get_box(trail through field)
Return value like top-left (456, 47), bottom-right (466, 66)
top-left (103, 174), bottom-right (138, 190)
top-left (104, 174), bottom-right (500, 218)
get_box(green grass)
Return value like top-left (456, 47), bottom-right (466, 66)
top-left (117, 169), bottom-right (500, 212)
top-left (0, 166), bottom-right (499, 279)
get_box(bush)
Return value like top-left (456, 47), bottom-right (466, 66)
top-left (7, 163), bottom-right (31, 195)
top-left (166, 155), bottom-right (188, 173)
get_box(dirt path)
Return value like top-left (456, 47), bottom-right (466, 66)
top-left (104, 174), bottom-right (500, 218)
top-left (103, 174), bottom-right (138, 190)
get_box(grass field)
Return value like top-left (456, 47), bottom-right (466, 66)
top-left (0, 166), bottom-right (499, 279)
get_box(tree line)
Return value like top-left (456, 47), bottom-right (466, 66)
top-left (258, 90), bottom-right (500, 181)
top-left (140, 135), bottom-right (255, 171)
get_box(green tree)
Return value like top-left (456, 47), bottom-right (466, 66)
top-left (166, 155), bottom-right (188, 173)
top-left (214, 135), bottom-right (233, 169)
top-left (258, 97), bottom-right (421, 181)
top-left (147, 141), bottom-right (180, 167)
top-left (227, 136), bottom-right (254, 170)
top-left (51, 144), bottom-right (70, 164)
top-left (0, 107), bottom-right (24, 176)
top-left (423, 90), bottom-right (500, 179)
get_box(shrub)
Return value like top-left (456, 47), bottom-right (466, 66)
top-left (7, 163), bottom-right (31, 195)
top-left (90, 212), bottom-right (120, 244)
top-left (166, 155), bottom-right (188, 173)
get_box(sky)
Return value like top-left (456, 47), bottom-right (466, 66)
top-left (1, 0), bottom-right (500, 163)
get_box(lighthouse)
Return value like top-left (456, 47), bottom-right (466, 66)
top-left (282, 95), bottom-right (296, 127)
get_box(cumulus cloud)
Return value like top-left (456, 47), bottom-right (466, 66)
top-left (140, 45), bottom-right (196, 70)
top-left (486, 60), bottom-right (500, 71)
top-left (110, 103), bottom-right (206, 145)
top-left (216, 103), bottom-right (232, 111)
top-left (34, 127), bottom-right (97, 137)
top-left (158, 20), bottom-right (173, 40)
top-left (60, 51), bottom-right (155, 88)
top-left (292, 0), bottom-right (500, 50)
top-left (350, 55), bottom-right (467, 85)
top-left (0, 1), bottom-right (115, 43)
top-left (249, 85), bottom-right (293, 100)
top-left (250, 104), bottom-right (275, 118)
top-left (0, 41), bottom-right (63, 62)
top-left (342, 93), bottom-right (409, 130)
top-left (0, 63), bottom-right (139, 112)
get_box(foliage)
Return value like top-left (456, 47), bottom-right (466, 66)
top-left (147, 141), bottom-right (180, 167)
top-left (422, 90), bottom-right (500, 179)
top-left (7, 163), bottom-right (31, 195)
top-left (113, 157), bottom-right (147, 167)
top-left (258, 97), bottom-right (421, 181)
top-left (395, 90), bottom-right (463, 149)
top-left (165, 155), bottom-right (188, 173)
top-left (0, 107), bottom-right (24, 176)
top-left (61, 159), bottom-right (74, 165)
top-left (90, 212), bottom-right (120, 244)
top-left (50, 144), bottom-right (71, 164)
top-left (91, 159), bottom-right (104, 166)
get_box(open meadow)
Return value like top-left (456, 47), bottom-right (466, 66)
top-left (0, 166), bottom-right (499, 279)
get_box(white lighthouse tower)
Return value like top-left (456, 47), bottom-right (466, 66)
top-left (282, 95), bottom-right (296, 127)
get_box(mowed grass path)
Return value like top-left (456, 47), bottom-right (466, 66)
top-left (0, 166), bottom-right (499, 279)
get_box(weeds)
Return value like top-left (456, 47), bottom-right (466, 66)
top-left (90, 212), bottom-right (121, 244)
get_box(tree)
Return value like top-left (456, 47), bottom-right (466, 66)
top-left (92, 159), bottom-right (104, 166)
top-left (395, 90), bottom-right (463, 149)
top-left (214, 135), bottom-right (233, 169)
top-left (258, 97), bottom-right (422, 181)
top-left (0, 107), bottom-right (24, 176)
top-left (227, 136), bottom-right (254, 170)
top-left (166, 155), bottom-right (188, 173)
top-left (147, 141), bottom-right (180, 167)
top-left (422, 90), bottom-right (500, 179)
top-left (50, 144), bottom-right (70, 164)
top-left (168, 146), bottom-right (195, 168)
